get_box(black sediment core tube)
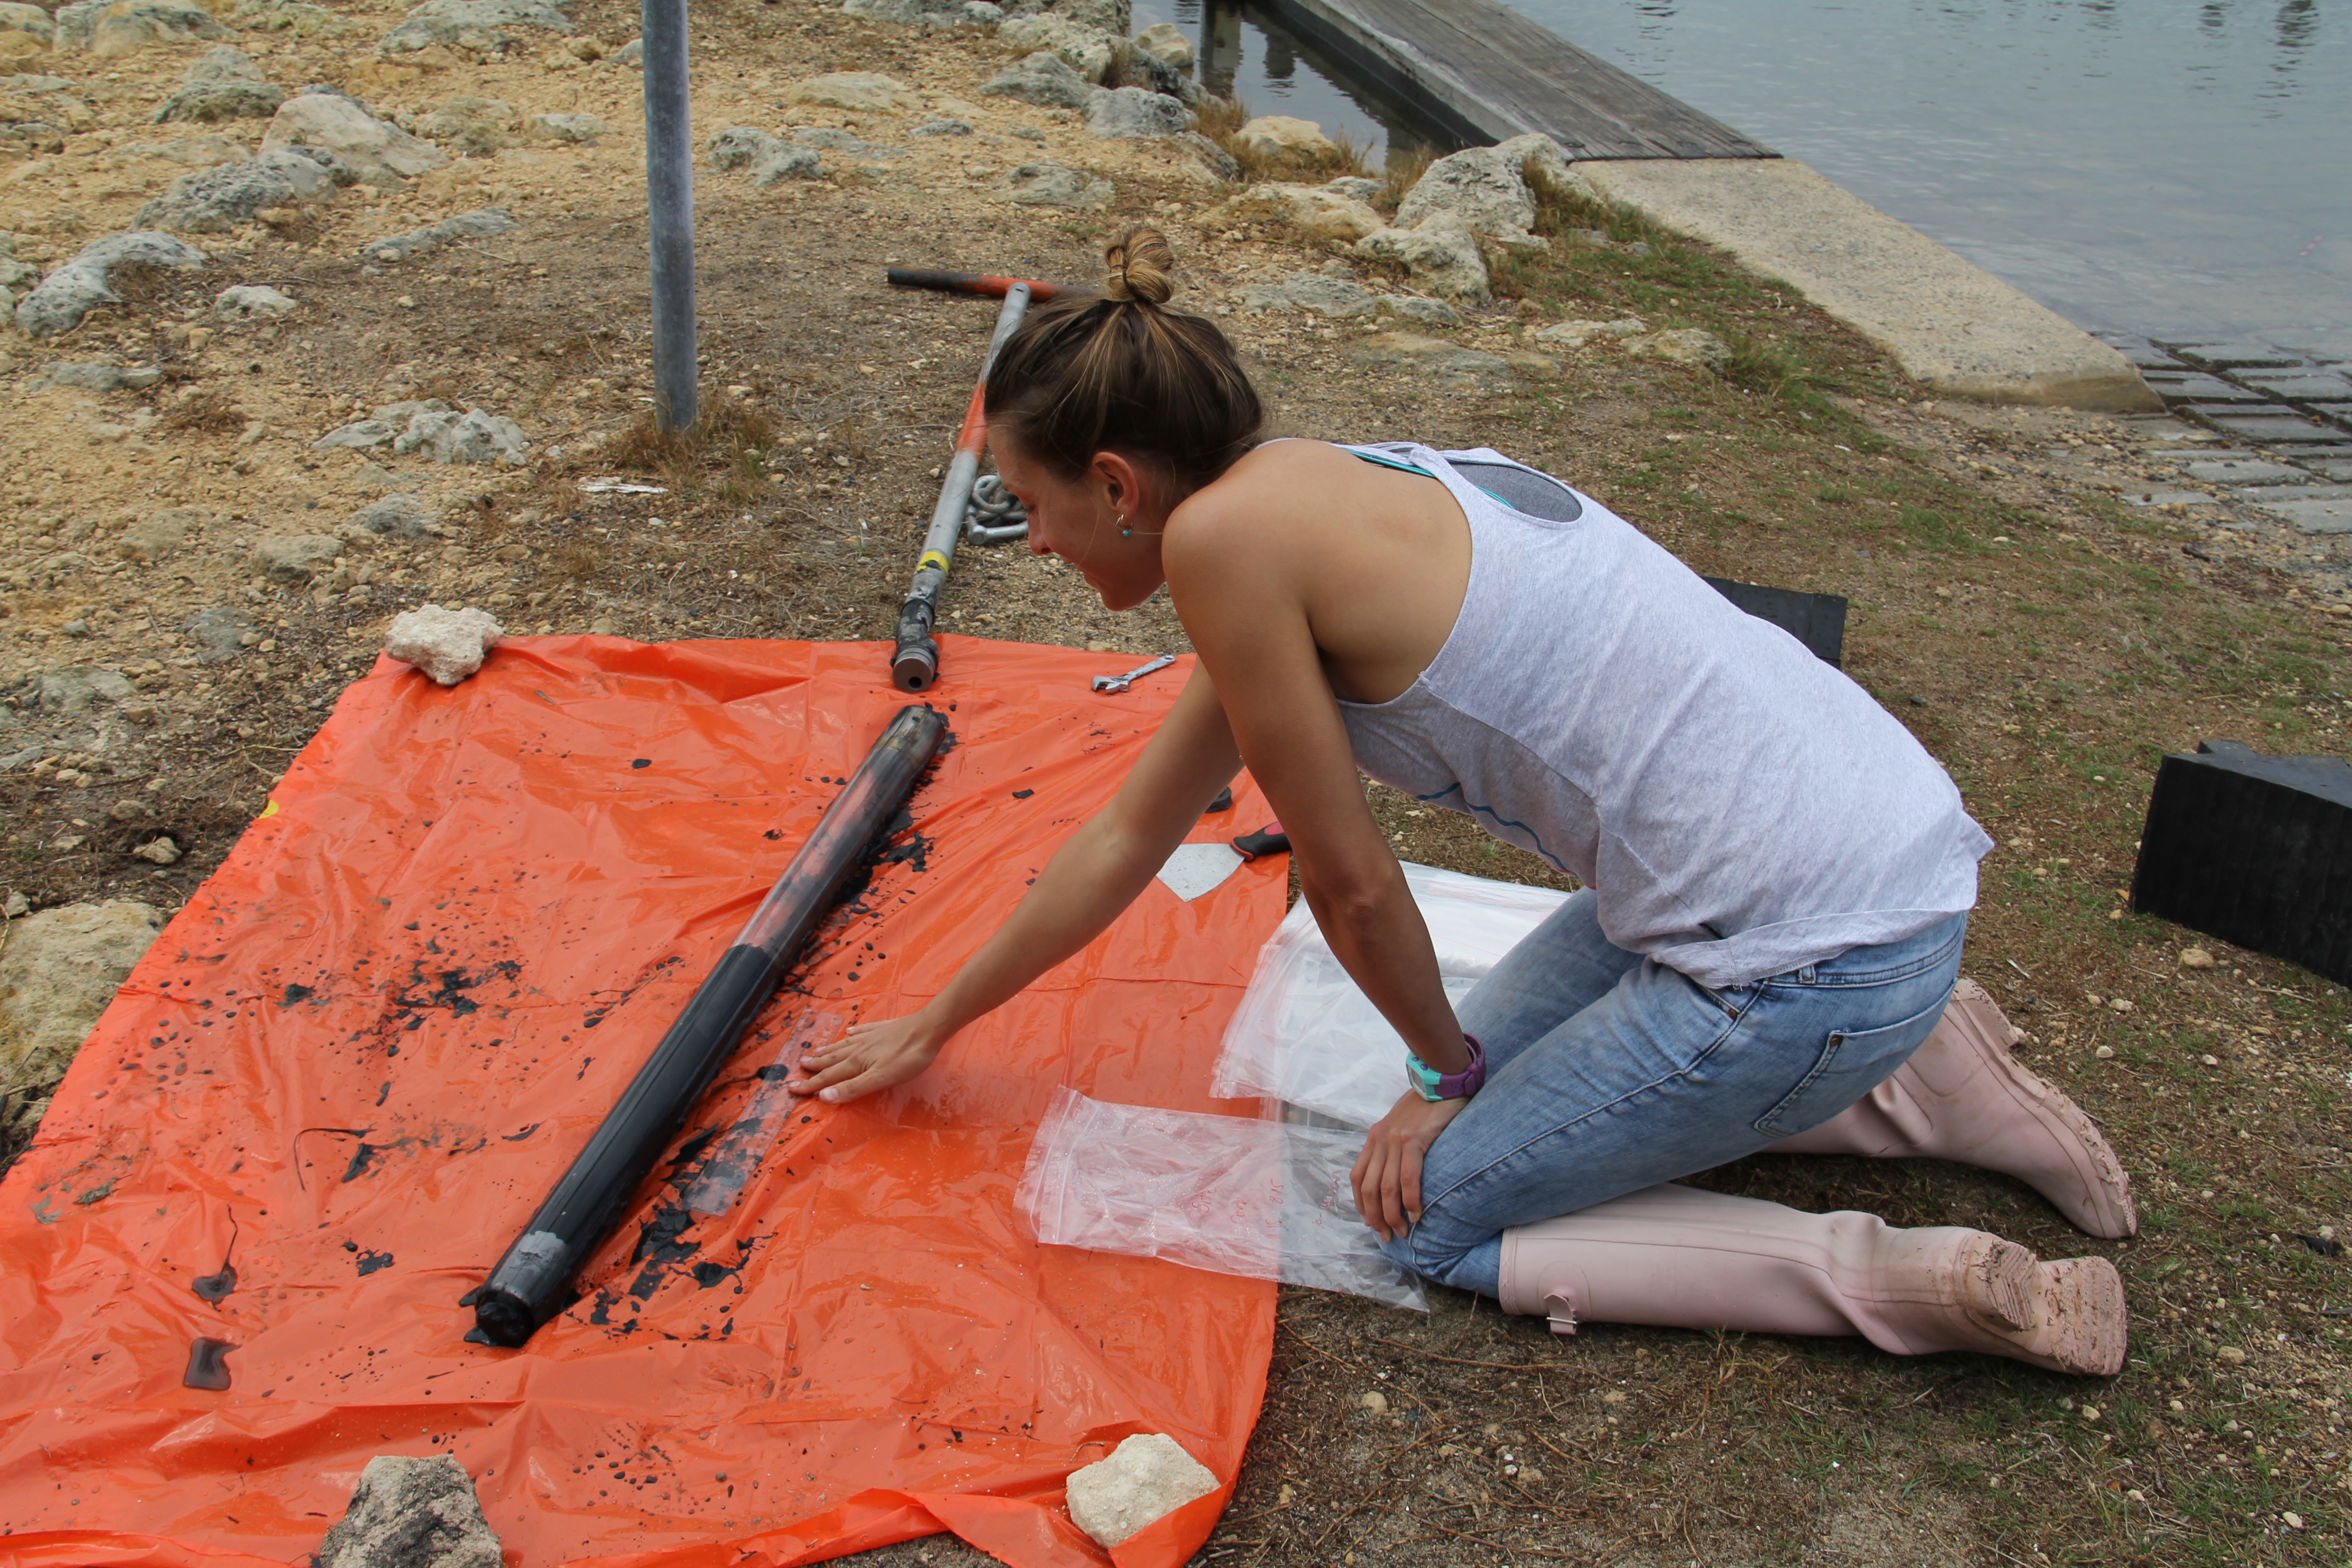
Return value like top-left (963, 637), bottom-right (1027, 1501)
top-left (468, 705), bottom-right (950, 1347)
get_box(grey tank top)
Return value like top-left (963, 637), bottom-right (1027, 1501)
top-left (1334, 441), bottom-right (1991, 989)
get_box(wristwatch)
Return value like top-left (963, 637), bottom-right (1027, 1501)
top-left (1404, 1032), bottom-right (1487, 1102)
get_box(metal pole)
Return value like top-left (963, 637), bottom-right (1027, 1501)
top-left (890, 283), bottom-right (1032, 693)
top-left (642, 0), bottom-right (697, 433)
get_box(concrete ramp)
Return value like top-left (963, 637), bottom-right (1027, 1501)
top-left (1575, 158), bottom-right (2160, 412)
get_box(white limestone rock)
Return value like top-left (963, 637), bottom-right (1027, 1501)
top-left (14, 229), bottom-right (203, 337)
top-left (1132, 20), bottom-right (1191, 68)
top-left (1354, 217), bottom-right (1489, 300)
top-left (316, 1455), bottom-right (503, 1568)
top-left (1065, 1433), bottom-right (1219, 1549)
top-left (1202, 181), bottom-right (1381, 243)
top-left (213, 282), bottom-right (296, 320)
top-left (1084, 83), bottom-right (1186, 139)
top-left (394, 407), bottom-right (528, 464)
top-left (998, 13), bottom-right (1117, 79)
top-left (1230, 113), bottom-right (1331, 162)
top-left (1533, 314), bottom-right (1647, 348)
top-left (786, 70), bottom-right (921, 113)
top-left (1395, 144), bottom-right (1544, 249)
top-left (261, 89), bottom-right (446, 186)
top-left (0, 900), bottom-right (164, 1091)
top-left (979, 49), bottom-right (1092, 109)
top-left (1627, 326), bottom-right (1732, 372)
top-left (385, 603), bottom-right (504, 686)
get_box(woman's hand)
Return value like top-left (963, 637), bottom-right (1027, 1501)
top-left (785, 1013), bottom-right (946, 1104)
top-left (1350, 1090), bottom-right (1470, 1244)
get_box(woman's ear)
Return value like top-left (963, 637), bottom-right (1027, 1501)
top-left (1091, 451), bottom-right (1154, 519)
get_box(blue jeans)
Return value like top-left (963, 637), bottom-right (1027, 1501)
top-left (1376, 893), bottom-right (1967, 1297)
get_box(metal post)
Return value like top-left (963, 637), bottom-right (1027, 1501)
top-left (642, 0), bottom-right (697, 433)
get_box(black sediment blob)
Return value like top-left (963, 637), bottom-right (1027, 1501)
top-left (183, 1338), bottom-right (233, 1391)
top-left (191, 1265), bottom-right (236, 1304)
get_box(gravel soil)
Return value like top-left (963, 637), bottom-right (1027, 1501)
top-left (0, 0), bottom-right (2347, 1563)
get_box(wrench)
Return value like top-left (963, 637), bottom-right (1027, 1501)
top-left (1091, 654), bottom-right (1176, 694)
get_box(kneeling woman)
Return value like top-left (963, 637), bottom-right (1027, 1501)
top-left (791, 229), bottom-right (2134, 1376)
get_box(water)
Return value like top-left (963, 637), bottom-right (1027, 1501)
top-left (1146, 1), bottom-right (2351, 359)
top-left (1132, 0), bottom-right (1459, 167)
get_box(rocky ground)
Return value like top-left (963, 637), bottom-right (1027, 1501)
top-left (1, 0), bottom-right (2348, 1563)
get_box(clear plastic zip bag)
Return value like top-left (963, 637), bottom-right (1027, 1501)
top-left (1017, 1086), bottom-right (1429, 1310)
top-left (1211, 863), bottom-right (1568, 1128)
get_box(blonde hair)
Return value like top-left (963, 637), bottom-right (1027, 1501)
top-left (985, 225), bottom-right (1262, 496)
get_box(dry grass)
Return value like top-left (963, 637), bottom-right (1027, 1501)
top-left (158, 388), bottom-right (245, 436)
top-left (1196, 96), bottom-right (1373, 186)
top-left (606, 401), bottom-right (779, 483)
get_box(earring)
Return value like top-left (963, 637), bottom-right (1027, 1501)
top-left (1118, 516), bottom-right (1132, 538)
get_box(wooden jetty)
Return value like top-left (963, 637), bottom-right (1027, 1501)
top-left (1251, 0), bottom-right (1774, 158)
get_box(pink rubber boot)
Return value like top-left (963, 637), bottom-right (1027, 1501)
top-left (1497, 1183), bottom-right (2127, 1377)
top-left (1767, 979), bottom-right (2137, 1238)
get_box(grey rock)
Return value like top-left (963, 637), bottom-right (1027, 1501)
top-left (253, 532), bottom-right (342, 580)
top-left (213, 282), bottom-right (295, 320)
top-left (1532, 314), bottom-right (1647, 348)
top-left (791, 125), bottom-right (889, 159)
top-left (1240, 271), bottom-right (1374, 319)
top-left (1084, 84), bottom-right (1186, 139)
top-left (415, 93), bottom-right (517, 156)
top-left (911, 117), bottom-right (973, 137)
top-left (186, 43), bottom-right (266, 79)
top-left (980, 49), bottom-right (1092, 109)
top-left (54, 0), bottom-right (226, 55)
top-left (1627, 326), bottom-right (1731, 372)
top-left (0, 72), bottom-right (75, 92)
top-left (708, 126), bottom-right (822, 186)
top-left (154, 78), bottom-right (284, 123)
top-left (1347, 330), bottom-right (1514, 386)
top-left (395, 407), bottom-right (528, 465)
top-left (316, 1455), bottom-right (503, 1568)
top-left (1378, 295), bottom-right (1460, 327)
top-left (348, 492), bottom-right (440, 539)
top-left (184, 605), bottom-right (255, 661)
top-left (995, 160), bottom-right (1110, 209)
top-left (999, 12), bottom-right (1117, 78)
top-left (118, 505), bottom-right (204, 561)
top-left (1203, 181), bottom-right (1381, 243)
top-left (0, 901), bottom-right (164, 1092)
top-left (1490, 131), bottom-right (1581, 199)
top-left (1322, 174), bottom-right (1379, 201)
top-left (356, 206), bottom-right (515, 263)
top-left (261, 90), bottom-right (446, 186)
top-left (134, 147), bottom-right (337, 232)
top-left (313, 417), bottom-right (400, 451)
top-left (1395, 145), bottom-right (1542, 248)
top-left (1178, 129), bottom-right (1238, 181)
top-left (1354, 219), bottom-right (1488, 300)
top-left (840, 0), bottom-right (1002, 30)
top-left (128, 132), bottom-right (251, 166)
top-left (31, 361), bottom-right (156, 392)
top-left (525, 110), bottom-right (601, 142)
top-left (36, 665), bottom-right (135, 714)
top-left (0, 4), bottom-right (56, 45)
top-left (15, 230), bottom-right (203, 338)
top-left (1010, 122), bottom-right (1045, 142)
top-left (1107, 42), bottom-right (1182, 95)
top-left (378, 0), bottom-right (573, 55)
top-left (133, 836), bottom-right (181, 864)
top-left (1031, 0), bottom-right (1126, 29)
top-left (372, 396), bottom-right (453, 423)
top-left (235, 0), bottom-right (359, 35)
top-left (608, 36), bottom-right (640, 66)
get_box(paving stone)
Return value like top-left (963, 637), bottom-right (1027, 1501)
top-left (2304, 459), bottom-right (2352, 482)
top-left (2242, 372), bottom-right (2352, 402)
top-left (2264, 495), bottom-right (2352, 534)
top-left (2144, 372), bottom-right (2270, 402)
top-left (2099, 334), bottom-right (2186, 371)
top-left (2170, 342), bottom-right (2307, 370)
top-left (2120, 489), bottom-right (2217, 507)
top-left (2184, 457), bottom-right (2314, 485)
top-left (2233, 483), bottom-right (2352, 504)
top-left (2202, 415), bottom-right (2351, 444)
top-left (2187, 402), bottom-right (2299, 419)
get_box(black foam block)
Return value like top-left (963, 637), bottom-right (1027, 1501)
top-left (2130, 739), bottom-right (2352, 985)
top-left (1704, 577), bottom-right (1848, 666)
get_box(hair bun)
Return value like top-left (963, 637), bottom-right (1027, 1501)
top-left (1102, 225), bottom-right (1177, 306)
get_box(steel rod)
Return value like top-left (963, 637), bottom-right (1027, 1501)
top-left (890, 283), bottom-right (1032, 693)
top-left (886, 268), bottom-right (1085, 303)
top-left (642, 0), bottom-right (696, 432)
top-left (466, 705), bottom-right (950, 1347)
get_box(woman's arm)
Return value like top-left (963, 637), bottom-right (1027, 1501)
top-left (786, 665), bottom-right (1244, 1103)
top-left (1162, 483), bottom-right (1472, 1241)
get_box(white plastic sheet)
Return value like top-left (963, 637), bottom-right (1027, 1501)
top-left (1212, 863), bottom-right (1568, 1128)
top-left (1018, 1086), bottom-right (1429, 1309)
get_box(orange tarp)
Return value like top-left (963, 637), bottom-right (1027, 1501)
top-left (0, 637), bottom-right (1283, 1568)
